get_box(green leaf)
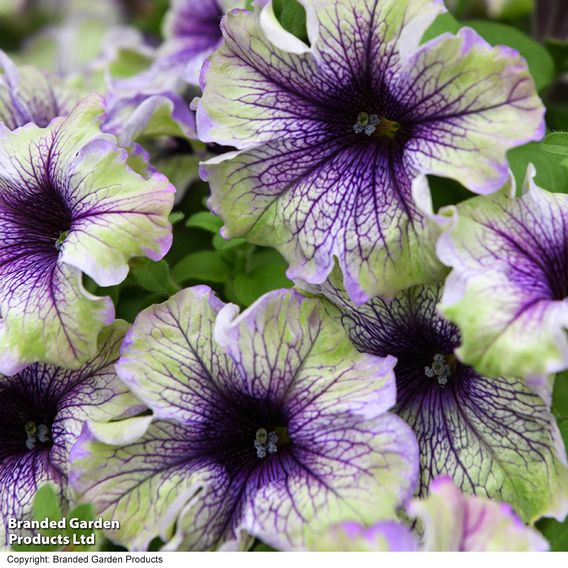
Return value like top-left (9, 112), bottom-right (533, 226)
top-left (233, 264), bottom-right (293, 307)
top-left (508, 142), bottom-right (568, 194)
top-left (171, 251), bottom-right (230, 284)
top-left (130, 259), bottom-right (179, 295)
top-left (553, 372), bottom-right (568, 421)
top-left (248, 248), bottom-right (289, 272)
top-left (66, 504), bottom-right (99, 552)
top-left (168, 211), bottom-right (185, 225)
top-left (429, 176), bottom-right (475, 210)
top-left (185, 211), bottom-right (223, 234)
top-left (212, 233), bottom-right (247, 251)
top-left (542, 132), bottom-right (568, 158)
top-left (273, 0), bottom-right (308, 44)
top-left (467, 21), bottom-right (556, 91)
top-left (537, 516), bottom-right (568, 551)
top-left (32, 484), bottom-right (62, 527)
top-left (421, 12), bottom-right (462, 44)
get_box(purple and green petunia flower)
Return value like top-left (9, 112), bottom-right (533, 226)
top-left (69, 287), bottom-right (418, 551)
top-left (313, 476), bottom-right (549, 551)
top-left (433, 166), bottom-right (568, 381)
top-left (0, 51), bottom-right (83, 130)
top-left (0, 94), bottom-right (175, 374)
top-left (197, 0), bottom-right (545, 304)
top-left (314, 276), bottom-right (568, 522)
top-left (408, 476), bottom-right (549, 551)
top-left (0, 321), bottom-right (138, 548)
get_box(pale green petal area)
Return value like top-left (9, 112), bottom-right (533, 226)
top-left (1, 458), bottom-right (64, 549)
top-left (205, 148), bottom-right (449, 303)
top-left (0, 0), bottom-right (23, 17)
top-left (214, 289), bottom-right (399, 419)
top-left (103, 94), bottom-right (197, 148)
top-left (408, 476), bottom-right (549, 551)
top-left (243, 413), bottom-right (419, 550)
top-left (0, 263), bottom-right (115, 374)
top-left (16, 18), bottom-right (154, 87)
top-left (59, 139), bottom-right (175, 288)
top-left (51, 321), bottom-right (145, 470)
top-left (115, 286), bottom-right (235, 424)
top-left (404, 28), bottom-right (545, 195)
top-left (436, 168), bottom-right (568, 379)
top-left (0, 95), bottom-right (173, 373)
top-left (310, 277), bottom-right (568, 523)
top-left (69, 419), bottom-right (220, 551)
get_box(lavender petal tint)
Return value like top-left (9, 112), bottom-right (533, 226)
top-left (409, 476), bottom-right (550, 551)
top-left (69, 287), bottom-right (418, 551)
top-left (198, 0), bottom-right (545, 303)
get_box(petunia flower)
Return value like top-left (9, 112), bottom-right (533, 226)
top-left (433, 166), bottom-right (568, 381)
top-left (69, 287), bottom-right (418, 551)
top-left (0, 322), bottom-right (139, 548)
top-left (0, 51), bottom-right (83, 130)
top-left (0, 49), bottom-right (197, 187)
top-left (408, 476), bottom-right (549, 551)
top-left (315, 278), bottom-right (568, 522)
top-left (197, 0), bottom-right (545, 304)
top-left (0, 94), bottom-right (174, 375)
top-left (156, 0), bottom-right (247, 87)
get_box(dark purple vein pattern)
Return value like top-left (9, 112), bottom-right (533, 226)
top-left (317, 278), bottom-right (568, 522)
top-left (69, 287), bottom-right (418, 551)
top-left (0, 95), bottom-right (174, 374)
top-left (198, 0), bottom-right (545, 303)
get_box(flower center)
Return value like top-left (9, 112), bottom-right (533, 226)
top-left (254, 425), bottom-right (290, 459)
top-left (24, 421), bottom-right (51, 451)
top-left (353, 112), bottom-right (401, 139)
top-left (424, 353), bottom-right (457, 387)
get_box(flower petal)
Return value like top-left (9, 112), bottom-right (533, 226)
top-left (0, 95), bottom-right (174, 371)
top-left (408, 476), bottom-right (549, 551)
top-left (307, 520), bottom-right (418, 551)
top-left (0, 321), bottom-right (133, 547)
top-left (69, 419), bottom-right (220, 551)
top-left (0, 51), bottom-right (82, 129)
top-left (437, 166), bottom-right (568, 379)
top-left (116, 286), bottom-right (234, 423)
top-left (78, 287), bottom-right (419, 550)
